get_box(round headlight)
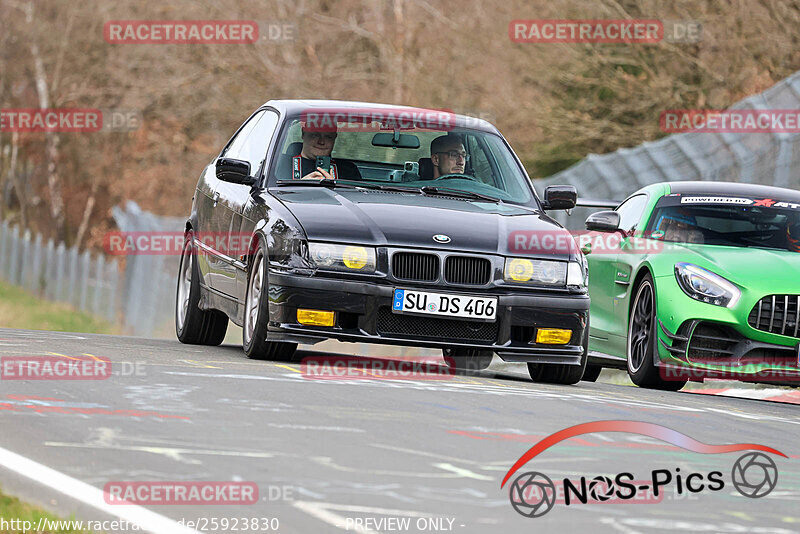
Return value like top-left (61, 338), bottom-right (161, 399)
top-left (343, 246), bottom-right (368, 269)
top-left (507, 258), bottom-right (534, 282)
top-left (538, 261), bottom-right (561, 284)
top-left (312, 244), bottom-right (336, 266)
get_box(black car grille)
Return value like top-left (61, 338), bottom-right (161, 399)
top-left (376, 307), bottom-right (498, 342)
top-left (444, 256), bottom-right (491, 285)
top-left (748, 295), bottom-right (800, 339)
top-left (686, 322), bottom-right (739, 361)
top-left (391, 252), bottom-right (439, 282)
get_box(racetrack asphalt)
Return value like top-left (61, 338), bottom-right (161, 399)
top-left (0, 327), bottom-right (797, 534)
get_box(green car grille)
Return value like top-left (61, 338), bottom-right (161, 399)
top-left (747, 295), bottom-right (800, 339)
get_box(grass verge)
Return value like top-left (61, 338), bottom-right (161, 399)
top-left (0, 488), bottom-right (92, 533)
top-left (0, 280), bottom-right (117, 334)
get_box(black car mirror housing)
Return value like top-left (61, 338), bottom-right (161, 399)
top-left (542, 185), bottom-right (577, 210)
top-left (216, 158), bottom-right (256, 186)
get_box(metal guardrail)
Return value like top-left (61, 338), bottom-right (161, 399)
top-left (0, 220), bottom-right (121, 322)
top-left (536, 70), bottom-right (800, 229)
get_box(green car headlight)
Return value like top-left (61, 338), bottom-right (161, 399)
top-left (504, 258), bottom-right (567, 286)
top-left (674, 262), bottom-right (740, 307)
top-left (309, 243), bottom-right (376, 273)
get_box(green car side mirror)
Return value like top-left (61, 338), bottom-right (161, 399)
top-left (585, 210), bottom-right (620, 232)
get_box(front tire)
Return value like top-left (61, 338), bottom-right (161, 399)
top-left (527, 330), bottom-right (588, 385)
top-left (443, 348), bottom-right (493, 374)
top-left (175, 235), bottom-right (228, 345)
top-left (581, 364), bottom-right (603, 382)
top-left (627, 274), bottom-right (686, 391)
top-left (242, 239), bottom-right (297, 361)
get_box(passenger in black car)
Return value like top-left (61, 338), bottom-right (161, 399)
top-left (295, 124), bottom-right (362, 180)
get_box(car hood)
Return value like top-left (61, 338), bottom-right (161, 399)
top-left (651, 242), bottom-right (800, 292)
top-left (272, 187), bottom-right (573, 259)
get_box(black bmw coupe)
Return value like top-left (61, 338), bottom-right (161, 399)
top-left (176, 100), bottom-right (589, 383)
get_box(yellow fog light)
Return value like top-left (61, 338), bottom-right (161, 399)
top-left (536, 328), bottom-right (572, 344)
top-left (342, 246), bottom-right (368, 269)
top-left (506, 258), bottom-right (534, 282)
top-left (297, 309), bottom-right (335, 327)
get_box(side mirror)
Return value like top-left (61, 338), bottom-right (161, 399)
top-left (543, 185), bottom-right (577, 210)
top-left (216, 158), bottom-right (256, 186)
top-left (585, 210), bottom-right (621, 232)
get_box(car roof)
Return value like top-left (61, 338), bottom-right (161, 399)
top-left (262, 99), bottom-right (500, 135)
top-left (665, 181), bottom-right (800, 201)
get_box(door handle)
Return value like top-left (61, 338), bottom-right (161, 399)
top-left (212, 191), bottom-right (220, 207)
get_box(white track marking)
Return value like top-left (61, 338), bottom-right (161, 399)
top-left (432, 463), bottom-right (493, 481)
top-left (45, 440), bottom-right (278, 465)
top-left (0, 446), bottom-right (198, 534)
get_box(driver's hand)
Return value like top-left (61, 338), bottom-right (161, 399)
top-left (301, 167), bottom-right (335, 180)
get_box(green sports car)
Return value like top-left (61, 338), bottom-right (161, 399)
top-left (582, 181), bottom-right (800, 390)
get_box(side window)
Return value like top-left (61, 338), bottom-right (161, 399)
top-left (223, 111), bottom-right (263, 161)
top-left (237, 110), bottom-right (279, 176)
top-left (616, 194), bottom-right (648, 234)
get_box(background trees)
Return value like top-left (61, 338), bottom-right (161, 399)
top-left (1, 0), bottom-right (799, 250)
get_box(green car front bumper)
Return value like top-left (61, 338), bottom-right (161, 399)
top-left (654, 274), bottom-right (800, 382)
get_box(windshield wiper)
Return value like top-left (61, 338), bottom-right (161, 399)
top-left (276, 180), bottom-right (423, 194)
top-left (419, 185), bottom-right (502, 203)
top-left (276, 180), bottom-right (503, 203)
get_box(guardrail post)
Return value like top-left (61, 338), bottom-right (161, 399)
top-left (107, 259), bottom-right (119, 324)
top-left (54, 242), bottom-right (66, 302)
top-left (32, 233), bottom-right (44, 296)
top-left (44, 239), bottom-right (55, 300)
top-left (8, 226), bottom-right (20, 286)
top-left (79, 250), bottom-right (91, 311)
top-left (93, 254), bottom-right (104, 316)
top-left (66, 245), bottom-right (78, 306)
top-left (21, 229), bottom-right (31, 290)
top-left (0, 220), bottom-right (8, 281)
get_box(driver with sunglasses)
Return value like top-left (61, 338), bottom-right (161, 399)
top-left (430, 133), bottom-right (469, 179)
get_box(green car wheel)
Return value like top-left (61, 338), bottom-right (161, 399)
top-left (627, 273), bottom-right (686, 391)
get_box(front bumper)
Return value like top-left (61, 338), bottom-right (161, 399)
top-left (266, 271), bottom-right (589, 365)
top-left (658, 319), bottom-right (800, 383)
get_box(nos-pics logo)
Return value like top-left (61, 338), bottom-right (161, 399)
top-left (502, 420), bottom-right (784, 518)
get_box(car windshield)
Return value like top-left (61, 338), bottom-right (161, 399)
top-left (645, 194), bottom-right (800, 252)
top-left (268, 114), bottom-right (535, 205)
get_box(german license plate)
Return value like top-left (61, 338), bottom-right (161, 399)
top-left (392, 289), bottom-right (497, 321)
